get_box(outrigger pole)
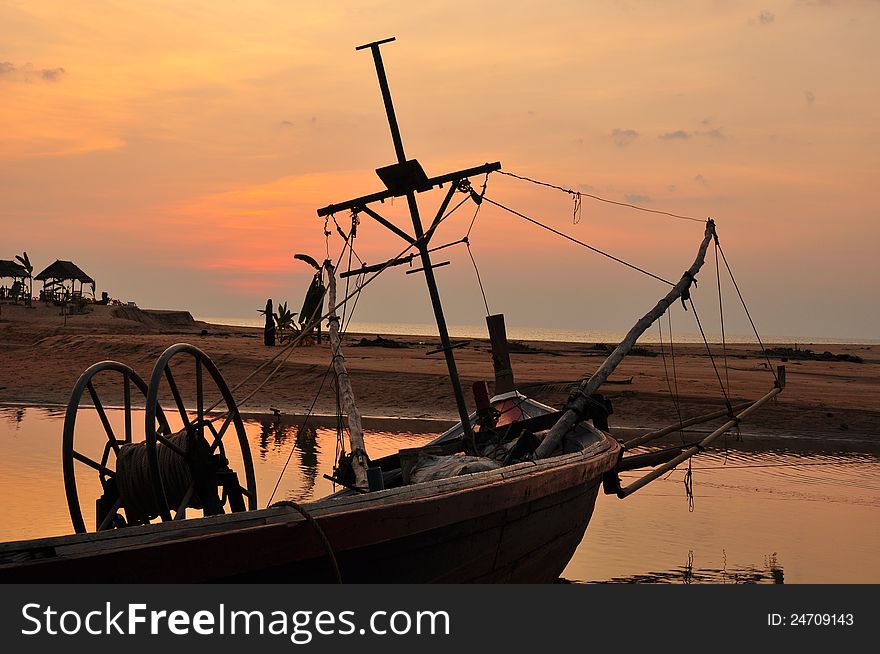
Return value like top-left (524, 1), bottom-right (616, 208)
top-left (535, 218), bottom-right (719, 459)
top-left (317, 38), bottom-right (500, 440)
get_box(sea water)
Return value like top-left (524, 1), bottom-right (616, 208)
top-left (196, 318), bottom-right (880, 347)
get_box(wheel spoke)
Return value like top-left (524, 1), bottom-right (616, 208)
top-left (123, 371), bottom-right (132, 444)
top-left (208, 412), bottom-right (233, 453)
top-left (156, 432), bottom-right (187, 457)
top-left (155, 404), bottom-right (172, 436)
top-left (174, 483), bottom-right (195, 519)
top-left (97, 497), bottom-right (123, 531)
top-left (164, 365), bottom-right (191, 429)
top-left (196, 358), bottom-right (204, 434)
top-left (72, 450), bottom-right (116, 477)
top-left (86, 382), bottom-right (120, 454)
top-left (100, 440), bottom-right (115, 471)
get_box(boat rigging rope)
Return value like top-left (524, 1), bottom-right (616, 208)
top-left (683, 459), bottom-right (695, 512)
top-left (202, 220), bottom-right (403, 420)
top-left (269, 223), bottom-right (378, 506)
top-left (480, 196), bottom-right (676, 286)
top-left (716, 242), bottom-right (778, 385)
top-left (336, 213), bottom-right (361, 328)
top-left (657, 317), bottom-right (684, 441)
top-left (715, 238), bottom-right (732, 398)
top-left (497, 170), bottom-right (705, 224)
top-left (266, 360), bottom-right (335, 506)
top-left (268, 500), bottom-right (342, 583)
top-left (466, 240), bottom-right (491, 316)
top-left (687, 296), bottom-right (734, 416)
top-left (465, 173), bottom-right (490, 237)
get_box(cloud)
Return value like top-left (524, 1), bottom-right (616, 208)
top-left (659, 120), bottom-right (725, 141)
top-left (0, 61), bottom-right (67, 82)
top-left (40, 67), bottom-right (66, 81)
top-left (611, 128), bottom-right (639, 147)
top-left (694, 117), bottom-right (726, 139)
top-left (694, 174), bottom-right (709, 186)
top-left (758, 10), bottom-right (775, 24)
top-left (624, 194), bottom-right (651, 204)
top-left (659, 130), bottom-right (691, 140)
top-left (577, 183), bottom-right (597, 193)
top-left (804, 90), bottom-right (815, 106)
top-left (700, 127), bottom-right (725, 139)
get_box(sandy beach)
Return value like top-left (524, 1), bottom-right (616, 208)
top-left (1, 302), bottom-right (877, 441)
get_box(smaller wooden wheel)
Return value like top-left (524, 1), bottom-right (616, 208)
top-left (145, 343), bottom-right (257, 522)
top-left (62, 361), bottom-right (170, 533)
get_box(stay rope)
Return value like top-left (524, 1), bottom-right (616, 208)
top-left (657, 316), bottom-right (684, 442)
top-left (497, 170), bottom-right (705, 224)
top-left (716, 243), bottom-right (778, 385)
top-left (481, 196), bottom-right (676, 286)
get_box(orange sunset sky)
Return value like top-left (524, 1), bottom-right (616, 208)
top-left (2, 1), bottom-right (878, 340)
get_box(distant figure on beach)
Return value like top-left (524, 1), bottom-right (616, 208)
top-left (263, 298), bottom-right (276, 347)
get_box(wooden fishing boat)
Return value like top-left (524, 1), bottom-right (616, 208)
top-left (0, 392), bottom-right (619, 583)
top-left (0, 38), bottom-right (783, 583)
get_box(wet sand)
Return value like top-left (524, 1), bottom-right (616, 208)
top-left (1, 303), bottom-right (877, 441)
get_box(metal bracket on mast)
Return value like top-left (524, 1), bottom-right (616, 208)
top-left (316, 37), bottom-right (500, 440)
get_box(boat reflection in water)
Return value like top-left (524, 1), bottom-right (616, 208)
top-left (581, 551), bottom-right (785, 584)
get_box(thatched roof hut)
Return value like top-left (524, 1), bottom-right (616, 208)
top-left (35, 260), bottom-right (95, 285)
top-left (0, 260), bottom-right (29, 280)
top-left (34, 260), bottom-right (95, 301)
top-left (0, 260), bottom-right (30, 303)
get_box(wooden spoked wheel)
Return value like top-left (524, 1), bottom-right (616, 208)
top-left (62, 361), bottom-right (171, 533)
top-left (145, 343), bottom-right (257, 522)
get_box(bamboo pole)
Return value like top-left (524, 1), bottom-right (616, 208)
top-left (325, 261), bottom-right (369, 490)
top-left (617, 381), bottom-right (783, 498)
top-left (535, 219), bottom-right (717, 459)
top-left (622, 401), bottom-right (753, 449)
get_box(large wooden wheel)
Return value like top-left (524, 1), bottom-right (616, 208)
top-left (145, 343), bottom-right (257, 522)
top-left (62, 361), bottom-right (171, 533)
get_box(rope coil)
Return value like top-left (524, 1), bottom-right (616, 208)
top-left (115, 432), bottom-right (195, 521)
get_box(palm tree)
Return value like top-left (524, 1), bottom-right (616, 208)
top-left (273, 301), bottom-right (302, 344)
top-left (14, 251), bottom-right (32, 306)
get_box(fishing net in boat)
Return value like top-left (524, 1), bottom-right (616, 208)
top-left (408, 454), bottom-right (500, 484)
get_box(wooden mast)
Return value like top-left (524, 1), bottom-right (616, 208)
top-left (325, 260), bottom-right (369, 490)
top-left (535, 218), bottom-right (717, 459)
top-left (316, 38), bottom-right (500, 443)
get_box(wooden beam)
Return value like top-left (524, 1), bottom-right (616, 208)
top-left (316, 162), bottom-right (502, 217)
top-left (622, 401), bottom-right (753, 449)
top-left (359, 205), bottom-right (416, 245)
top-left (325, 261), bottom-right (369, 490)
top-left (535, 219), bottom-right (717, 459)
top-left (617, 382), bottom-right (783, 498)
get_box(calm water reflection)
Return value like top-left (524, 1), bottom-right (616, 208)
top-left (1, 406), bottom-right (878, 583)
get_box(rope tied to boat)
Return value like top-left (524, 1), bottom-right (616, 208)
top-left (680, 270), bottom-right (696, 309)
top-left (269, 500), bottom-right (342, 583)
top-left (684, 459), bottom-right (695, 512)
top-left (115, 431), bottom-right (196, 522)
